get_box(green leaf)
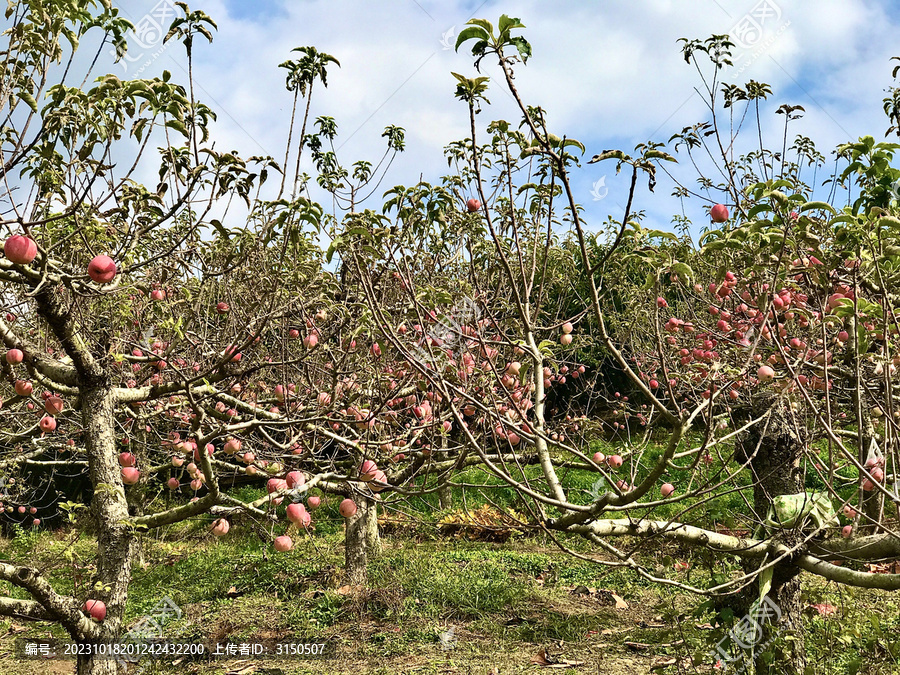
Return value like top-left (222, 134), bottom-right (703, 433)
top-left (588, 149), bottom-right (626, 164)
top-left (671, 262), bottom-right (694, 280)
top-left (799, 201), bottom-right (836, 214)
top-left (498, 15), bottom-right (524, 35)
top-left (17, 91), bottom-right (38, 113)
top-left (748, 203), bottom-right (773, 218)
top-left (455, 26), bottom-right (489, 51)
top-left (165, 119), bottom-right (188, 136)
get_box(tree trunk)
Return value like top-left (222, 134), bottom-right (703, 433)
top-left (734, 395), bottom-right (806, 675)
top-left (365, 497), bottom-right (381, 555)
top-left (438, 485), bottom-right (452, 510)
top-left (344, 493), bottom-right (372, 586)
top-left (77, 387), bottom-right (138, 675)
top-left (76, 654), bottom-right (121, 675)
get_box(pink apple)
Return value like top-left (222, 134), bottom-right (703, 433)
top-left (757, 365), bottom-right (775, 383)
top-left (561, 322), bottom-right (574, 334)
top-left (608, 455), bottom-right (623, 468)
top-left (4, 235), bottom-right (37, 264)
top-left (841, 524), bottom-right (853, 538)
top-left (118, 452), bottom-right (136, 467)
top-left (44, 396), bottom-right (64, 415)
top-left (267, 478), bottom-right (288, 494)
top-left (359, 460), bottom-right (378, 482)
top-left (39, 416), bottom-right (56, 432)
top-left (560, 333), bottom-right (573, 346)
top-left (121, 467), bottom-right (140, 485)
top-left (339, 498), bottom-right (357, 518)
top-left (466, 198), bottom-right (481, 212)
top-left (592, 452), bottom-right (605, 464)
top-left (286, 503), bottom-right (307, 525)
top-left (211, 518), bottom-right (230, 536)
top-left (307, 496), bottom-right (321, 509)
top-left (5, 349), bottom-right (23, 364)
top-left (83, 599), bottom-right (106, 622)
top-left (285, 471), bottom-right (305, 489)
top-left (710, 204), bottom-right (729, 223)
top-left (166, 477), bottom-right (179, 490)
top-left (660, 483), bottom-right (675, 497)
top-left (87, 255), bottom-right (117, 283)
top-left (273, 535), bottom-right (293, 552)
top-left (14, 380), bottom-right (32, 397)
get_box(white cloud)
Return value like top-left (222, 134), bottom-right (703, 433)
top-left (95, 0), bottom-right (900, 233)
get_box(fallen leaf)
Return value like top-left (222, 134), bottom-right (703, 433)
top-left (596, 589), bottom-right (629, 609)
top-left (530, 648), bottom-right (585, 668)
top-left (651, 657), bottom-right (678, 670)
top-left (336, 584), bottom-right (364, 596)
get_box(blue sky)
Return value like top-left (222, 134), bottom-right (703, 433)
top-left (96, 0), bottom-right (900, 239)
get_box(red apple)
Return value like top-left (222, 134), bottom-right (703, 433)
top-left (39, 416), bottom-right (56, 432)
top-left (87, 255), bottom-right (117, 283)
top-left (660, 483), bottom-right (675, 497)
top-left (608, 455), bottom-right (623, 468)
top-left (466, 198), bottom-right (481, 212)
top-left (285, 471), bottom-right (305, 489)
top-left (339, 498), bottom-right (357, 518)
top-left (710, 204), bottom-right (729, 223)
top-left (118, 452), bottom-right (136, 467)
top-left (4, 235), bottom-right (37, 264)
top-left (83, 599), bottom-right (106, 622)
top-left (359, 460), bottom-right (378, 482)
top-left (5, 349), bottom-right (23, 364)
top-left (166, 477), bottom-right (180, 490)
top-left (14, 380), bottom-right (32, 397)
top-left (286, 503), bottom-right (307, 525)
top-left (216, 302), bottom-right (229, 314)
top-left (44, 396), bottom-right (64, 415)
top-left (121, 467), bottom-right (140, 485)
top-left (273, 535), bottom-right (293, 552)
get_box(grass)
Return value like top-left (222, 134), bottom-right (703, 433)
top-left (0, 435), bottom-right (899, 673)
